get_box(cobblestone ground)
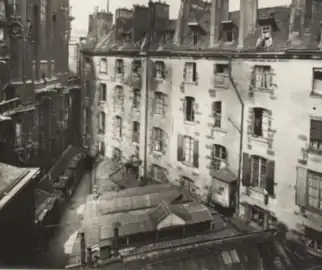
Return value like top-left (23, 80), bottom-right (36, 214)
top-left (39, 172), bottom-right (91, 268)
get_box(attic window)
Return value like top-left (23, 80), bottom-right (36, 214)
top-left (224, 30), bottom-right (233, 42)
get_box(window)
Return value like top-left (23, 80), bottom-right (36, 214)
top-left (252, 108), bottom-right (270, 137)
top-left (99, 59), bottom-right (107, 73)
top-left (307, 170), bottom-right (322, 210)
top-left (152, 127), bottom-right (164, 152)
top-left (184, 62), bottom-right (197, 83)
top-left (178, 135), bottom-right (199, 168)
top-left (132, 121), bottom-right (140, 143)
top-left (215, 64), bottom-right (228, 75)
top-left (211, 145), bottom-right (227, 171)
top-left (249, 205), bottom-right (265, 227)
top-left (115, 59), bottom-right (124, 75)
top-left (100, 83), bottom-right (106, 102)
top-left (133, 88), bottom-right (140, 109)
top-left (310, 119), bottom-right (322, 152)
top-left (221, 250), bottom-right (240, 265)
top-left (114, 116), bottom-right (122, 137)
top-left (112, 148), bottom-right (122, 161)
top-left (212, 101), bottom-right (222, 128)
top-left (184, 96), bottom-right (195, 122)
top-left (152, 164), bottom-right (166, 183)
top-left (132, 60), bottom-right (141, 77)
top-left (183, 136), bottom-right (194, 165)
top-left (192, 31), bottom-right (199, 45)
top-left (224, 29), bottom-right (233, 42)
top-left (114, 86), bottom-right (124, 107)
top-left (154, 92), bottom-right (166, 115)
top-left (313, 68), bottom-right (322, 96)
top-left (99, 112), bottom-right (105, 133)
top-left (251, 155), bottom-right (267, 189)
top-left (98, 141), bottom-right (105, 155)
top-left (155, 61), bottom-right (165, 79)
top-left (85, 80), bottom-right (90, 97)
top-left (254, 65), bottom-right (272, 90)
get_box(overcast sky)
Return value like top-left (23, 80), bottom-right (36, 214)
top-left (70, 0), bottom-right (291, 38)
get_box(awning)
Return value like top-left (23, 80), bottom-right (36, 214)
top-left (210, 167), bottom-right (237, 183)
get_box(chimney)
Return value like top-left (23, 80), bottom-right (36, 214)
top-left (288, 0), bottom-right (314, 40)
top-left (132, 4), bottom-right (149, 44)
top-left (238, 0), bottom-right (258, 49)
top-left (174, 0), bottom-right (191, 45)
top-left (209, 0), bottom-right (229, 47)
top-left (79, 232), bottom-right (86, 266)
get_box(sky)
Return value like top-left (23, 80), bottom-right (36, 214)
top-left (70, 0), bottom-right (291, 38)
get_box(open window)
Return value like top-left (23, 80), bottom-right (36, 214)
top-left (252, 108), bottom-right (270, 138)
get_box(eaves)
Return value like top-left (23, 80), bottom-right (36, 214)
top-left (81, 48), bottom-right (322, 60)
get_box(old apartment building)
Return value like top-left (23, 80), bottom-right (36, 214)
top-left (0, 0), bottom-right (82, 171)
top-left (81, 0), bottom-right (322, 254)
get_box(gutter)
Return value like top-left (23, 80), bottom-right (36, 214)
top-left (227, 56), bottom-right (244, 215)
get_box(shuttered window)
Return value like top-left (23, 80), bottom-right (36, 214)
top-left (308, 170), bottom-right (322, 210)
top-left (184, 96), bottom-right (195, 122)
top-left (254, 65), bottom-right (272, 90)
top-left (115, 59), bottom-right (124, 75)
top-left (133, 89), bottom-right (140, 109)
top-left (310, 119), bottom-right (322, 152)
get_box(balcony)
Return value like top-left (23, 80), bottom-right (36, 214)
top-left (213, 74), bottom-right (229, 89)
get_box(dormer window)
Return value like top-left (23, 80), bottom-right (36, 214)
top-left (192, 31), bottom-right (199, 45)
top-left (224, 29), bottom-right (233, 42)
top-left (221, 21), bottom-right (236, 43)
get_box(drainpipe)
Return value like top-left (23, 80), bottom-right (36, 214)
top-left (143, 53), bottom-right (149, 181)
top-left (227, 56), bottom-right (244, 215)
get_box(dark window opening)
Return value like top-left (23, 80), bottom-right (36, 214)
top-left (185, 96), bottom-right (195, 122)
top-left (253, 108), bottom-right (263, 137)
top-left (224, 30), bottom-right (233, 42)
top-left (212, 101), bottom-right (222, 127)
top-left (192, 31), bottom-right (199, 45)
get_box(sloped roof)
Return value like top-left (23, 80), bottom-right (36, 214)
top-left (210, 167), bottom-right (237, 183)
top-left (0, 163), bottom-right (29, 199)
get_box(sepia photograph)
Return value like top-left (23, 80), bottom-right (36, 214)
top-left (0, 0), bottom-right (322, 269)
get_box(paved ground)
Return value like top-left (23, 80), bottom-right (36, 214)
top-left (40, 172), bottom-right (91, 268)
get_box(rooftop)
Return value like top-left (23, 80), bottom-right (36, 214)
top-left (83, 1), bottom-right (322, 55)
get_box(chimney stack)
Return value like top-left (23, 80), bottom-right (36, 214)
top-left (238, 0), bottom-right (258, 49)
top-left (288, 0), bottom-right (314, 40)
top-left (174, 0), bottom-right (191, 45)
top-left (79, 232), bottom-right (86, 266)
top-left (209, 0), bottom-right (229, 47)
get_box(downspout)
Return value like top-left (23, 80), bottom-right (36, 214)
top-left (228, 56), bottom-right (244, 215)
top-left (143, 52), bottom-right (149, 180)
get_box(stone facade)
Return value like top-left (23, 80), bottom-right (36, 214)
top-left (81, 0), bottom-right (322, 253)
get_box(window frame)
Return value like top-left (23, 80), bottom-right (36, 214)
top-left (254, 65), bottom-right (272, 90)
top-left (184, 96), bottom-right (195, 122)
top-left (152, 164), bottom-right (165, 183)
top-left (183, 136), bottom-right (194, 165)
top-left (154, 92), bottom-right (166, 116)
top-left (211, 144), bottom-right (227, 171)
top-left (98, 141), bottom-right (105, 155)
top-left (224, 29), bottom-right (233, 42)
top-left (132, 121), bottom-right (140, 143)
top-left (99, 111), bottom-right (105, 133)
top-left (307, 170), bottom-right (322, 211)
top-left (155, 61), bottom-right (165, 79)
top-left (99, 58), bottom-right (108, 74)
top-left (312, 68), bottom-right (322, 96)
top-left (184, 62), bottom-right (197, 83)
top-left (250, 155), bottom-right (267, 189)
top-left (114, 86), bottom-right (124, 107)
top-left (132, 60), bottom-right (141, 77)
top-left (309, 119), bottom-right (322, 153)
top-left (133, 88), bottom-right (141, 109)
top-left (100, 83), bottom-right (107, 102)
top-left (152, 127), bottom-right (164, 153)
top-left (114, 116), bottom-right (122, 138)
top-left (212, 101), bottom-right (222, 128)
top-left (115, 59), bottom-right (124, 75)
